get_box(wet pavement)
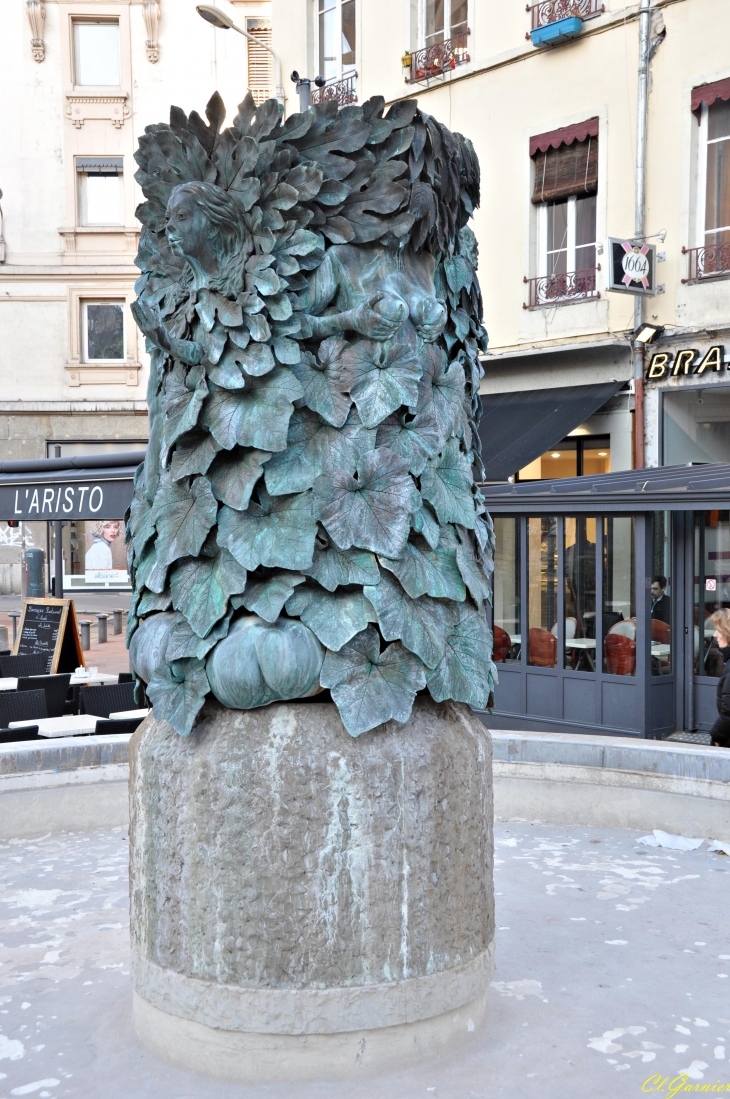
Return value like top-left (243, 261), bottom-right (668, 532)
top-left (0, 821), bottom-right (726, 1098)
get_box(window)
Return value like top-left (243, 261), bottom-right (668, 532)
top-left (663, 388), bottom-right (730, 465)
top-left (528, 122), bottom-right (599, 304)
top-left (527, 516), bottom-right (558, 668)
top-left (246, 19), bottom-right (273, 105)
top-left (694, 510), bottom-right (730, 677)
top-left (517, 435), bottom-right (610, 480)
top-left (76, 158), bottom-right (123, 226)
top-left (73, 21), bottom-right (120, 86)
top-left (492, 517), bottom-right (521, 664)
top-left (421, 0), bottom-right (468, 48)
top-left (602, 517), bottom-right (635, 676)
top-left (699, 98), bottom-right (730, 248)
top-left (564, 518), bottom-right (597, 670)
top-left (318, 0), bottom-right (356, 83)
top-left (82, 302), bottom-right (124, 362)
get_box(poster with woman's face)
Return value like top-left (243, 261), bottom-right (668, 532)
top-left (84, 519), bottom-right (128, 581)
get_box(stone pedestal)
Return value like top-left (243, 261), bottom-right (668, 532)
top-left (129, 696), bottom-right (494, 1083)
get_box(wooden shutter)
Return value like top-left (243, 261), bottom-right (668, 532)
top-left (247, 19), bottom-right (273, 106)
top-left (532, 137), bottom-right (598, 204)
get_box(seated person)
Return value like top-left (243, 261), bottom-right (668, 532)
top-left (650, 575), bottom-right (671, 625)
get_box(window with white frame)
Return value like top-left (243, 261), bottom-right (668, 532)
top-left (82, 302), bottom-right (125, 363)
top-left (76, 157), bottom-right (123, 226)
top-left (540, 195), bottom-right (597, 277)
top-left (317, 0), bottom-right (356, 83)
top-left (419, 0), bottom-right (468, 48)
top-left (73, 20), bottom-right (120, 86)
top-left (697, 99), bottom-right (730, 248)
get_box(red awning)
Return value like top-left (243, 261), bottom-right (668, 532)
top-left (692, 77), bottom-right (730, 116)
top-left (529, 117), bottom-right (599, 157)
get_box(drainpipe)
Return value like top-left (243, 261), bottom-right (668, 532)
top-left (633, 0), bottom-right (652, 469)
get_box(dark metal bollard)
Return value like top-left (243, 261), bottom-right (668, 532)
top-left (97, 614), bottom-right (108, 644)
top-left (79, 620), bottom-right (91, 651)
top-left (8, 612), bottom-right (20, 647)
top-left (112, 608), bottom-right (123, 635)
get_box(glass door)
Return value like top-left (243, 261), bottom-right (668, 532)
top-left (693, 510), bottom-right (730, 732)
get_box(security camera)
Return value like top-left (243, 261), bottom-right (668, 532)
top-left (290, 71), bottom-right (300, 83)
top-left (314, 75), bottom-right (326, 87)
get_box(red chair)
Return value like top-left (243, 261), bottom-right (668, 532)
top-left (528, 628), bottom-right (557, 667)
top-left (605, 632), bottom-right (636, 675)
top-left (651, 619), bottom-right (671, 644)
top-left (493, 625), bottom-right (512, 663)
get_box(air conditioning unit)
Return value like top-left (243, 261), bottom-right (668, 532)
top-left (531, 16), bottom-right (583, 47)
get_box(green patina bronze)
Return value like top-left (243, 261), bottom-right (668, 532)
top-left (126, 90), bottom-right (497, 737)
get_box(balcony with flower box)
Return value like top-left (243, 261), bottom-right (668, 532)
top-left (403, 33), bottom-right (470, 86)
top-left (527, 0), bottom-right (604, 47)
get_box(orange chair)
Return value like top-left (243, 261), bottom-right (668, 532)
top-left (528, 627), bottom-right (557, 667)
top-left (651, 619), bottom-right (671, 644)
top-left (605, 632), bottom-right (636, 675)
top-left (493, 625), bottom-right (512, 663)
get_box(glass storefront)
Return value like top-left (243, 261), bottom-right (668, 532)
top-left (518, 435), bottom-right (610, 481)
top-left (51, 519), bottom-right (130, 592)
top-left (493, 516), bottom-right (521, 663)
top-left (527, 516), bottom-right (558, 667)
top-left (564, 517), bottom-right (596, 670)
top-left (651, 512), bottom-right (672, 676)
top-left (602, 517), bottom-right (636, 675)
top-left (694, 510), bottom-right (730, 677)
top-left (663, 388), bottom-right (730, 465)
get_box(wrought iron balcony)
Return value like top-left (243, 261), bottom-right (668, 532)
top-left (523, 268), bottom-right (599, 308)
top-left (310, 73), bottom-right (358, 107)
top-left (526, 0), bottom-right (603, 33)
top-left (682, 243), bottom-right (730, 282)
top-left (404, 33), bottom-right (470, 85)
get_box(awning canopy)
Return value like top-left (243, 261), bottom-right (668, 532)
top-left (692, 77), bottom-right (730, 117)
top-left (478, 381), bottom-right (623, 482)
top-left (0, 452), bottom-right (144, 521)
top-left (529, 117), bottom-right (599, 156)
top-left (480, 463), bottom-right (730, 514)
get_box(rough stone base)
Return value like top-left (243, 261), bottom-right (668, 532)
top-left (129, 696), bottom-right (494, 1081)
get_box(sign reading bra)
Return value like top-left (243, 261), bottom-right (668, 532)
top-left (645, 345), bottom-right (726, 380)
top-left (13, 598), bottom-right (85, 674)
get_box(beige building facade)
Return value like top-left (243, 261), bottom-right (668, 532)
top-left (0, 0), bottom-right (272, 591)
top-left (272, 0), bottom-right (730, 478)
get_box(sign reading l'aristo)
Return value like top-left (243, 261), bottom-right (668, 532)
top-left (645, 345), bottom-right (727, 380)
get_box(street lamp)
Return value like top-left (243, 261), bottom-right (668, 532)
top-left (195, 4), bottom-right (285, 105)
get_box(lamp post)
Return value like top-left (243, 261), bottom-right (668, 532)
top-left (196, 4), bottom-right (285, 105)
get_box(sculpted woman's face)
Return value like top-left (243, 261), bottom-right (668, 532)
top-left (165, 191), bottom-right (219, 277)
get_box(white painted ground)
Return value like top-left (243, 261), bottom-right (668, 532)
top-left (0, 822), bottom-right (726, 1097)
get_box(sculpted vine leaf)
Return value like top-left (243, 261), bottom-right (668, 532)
top-left (419, 439), bottom-right (476, 528)
top-left (241, 572), bottom-right (305, 623)
top-left (320, 626), bottom-right (426, 737)
top-left (379, 535), bottom-right (465, 601)
top-left (264, 408), bottom-right (375, 496)
top-left (454, 526), bottom-right (491, 609)
top-left (363, 572), bottom-right (458, 670)
top-left (290, 337), bottom-right (355, 428)
top-left (304, 536), bottom-right (380, 592)
top-left (412, 344), bottom-right (467, 448)
top-left (150, 475), bottom-right (218, 570)
top-left (163, 363), bottom-right (208, 449)
top-left (170, 432), bottom-right (220, 480)
top-left (345, 338), bottom-right (422, 428)
top-left (376, 408), bottom-right (440, 476)
top-left (218, 489), bottom-right (317, 572)
top-left (426, 605), bottom-right (495, 708)
top-left (313, 447), bottom-right (418, 558)
top-left (208, 342), bottom-right (275, 388)
top-left (148, 658), bottom-right (210, 738)
top-left (201, 370), bottom-right (303, 452)
top-left (135, 542), bottom-right (168, 595)
top-left (165, 610), bottom-right (232, 662)
top-left (207, 447), bottom-right (271, 510)
top-left (170, 548), bottom-right (247, 638)
top-left (285, 586), bottom-right (376, 651)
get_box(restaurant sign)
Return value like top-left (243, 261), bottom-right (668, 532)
top-left (0, 477), bottom-right (135, 521)
top-left (645, 345), bottom-right (726, 380)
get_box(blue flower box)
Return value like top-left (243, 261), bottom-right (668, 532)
top-left (531, 16), bottom-right (583, 46)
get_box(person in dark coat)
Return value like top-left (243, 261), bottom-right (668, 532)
top-left (710, 609), bottom-right (730, 748)
top-left (651, 576), bottom-right (671, 625)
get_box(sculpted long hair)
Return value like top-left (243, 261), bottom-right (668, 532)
top-left (168, 181), bottom-right (249, 292)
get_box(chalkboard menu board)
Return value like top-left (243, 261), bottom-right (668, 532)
top-left (13, 599), bottom-right (84, 674)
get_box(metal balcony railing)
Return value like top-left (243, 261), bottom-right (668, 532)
top-left (310, 73), bottom-right (358, 107)
top-left (523, 268), bottom-right (599, 308)
top-left (526, 0), bottom-right (603, 32)
top-left (682, 243), bottom-right (730, 282)
top-left (404, 33), bottom-right (470, 84)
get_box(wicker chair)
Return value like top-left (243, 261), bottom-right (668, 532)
top-left (94, 717), bottom-right (144, 736)
top-left (117, 672), bottom-right (134, 683)
top-left (0, 726), bottom-right (41, 743)
top-left (0, 654), bottom-right (48, 679)
top-left (80, 681), bottom-right (136, 718)
top-left (605, 632), bottom-right (636, 675)
top-left (17, 674), bottom-right (71, 718)
top-left (0, 689), bottom-right (47, 727)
